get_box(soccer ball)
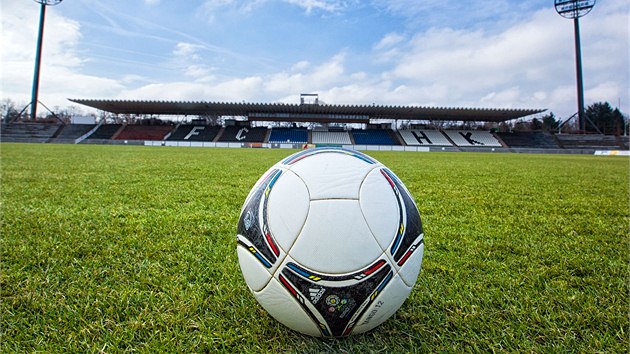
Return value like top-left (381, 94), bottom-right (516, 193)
top-left (236, 148), bottom-right (424, 337)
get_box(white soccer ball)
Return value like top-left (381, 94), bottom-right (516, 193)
top-left (236, 148), bottom-right (424, 337)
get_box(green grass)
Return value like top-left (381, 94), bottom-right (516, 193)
top-left (1, 143), bottom-right (628, 353)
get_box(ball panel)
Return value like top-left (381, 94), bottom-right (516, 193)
top-left (359, 168), bottom-right (400, 251)
top-left (267, 170), bottom-right (310, 252)
top-left (381, 168), bottom-right (424, 263)
top-left (351, 273), bottom-right (412, 335)
top-left (289, 200), bottom-right (384, 274)
top-left (277, 255), bottom-right (394, 337)
top-left (236, 244), bottom-right (273, 291)
top-left (396, 238), bottom-right (425, 287)
top-left (240, 166), bottom-right (285, 213)
top-left (280, 148), bottom-right (379, 166)
top-left (255, 277), bottom-right (322, 337)
top-left (288, 153), bottom-right (377, 200)
top-left (237, 169), bottom-right (284, 267)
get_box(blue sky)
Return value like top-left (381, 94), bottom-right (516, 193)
top-left (1, 0), bottom-right (628, 119)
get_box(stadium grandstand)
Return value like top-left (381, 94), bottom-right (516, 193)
top-left (2, 95), bottom-right (627, 154)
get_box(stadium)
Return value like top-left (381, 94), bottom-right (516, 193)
top-left (1, 0), bottom-right (628, 353)
top-left (2, 94), bottom-right (628, 154)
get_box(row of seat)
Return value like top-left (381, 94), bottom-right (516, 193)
top-left (496, 132), bottom-right (560, 148)
top-left (0, 123), bottom-right (60, 140)
top-left (312, 131), bottom-right (352, 145)
top-left (3, 123), bottom-right (626, 149)
top-left (0, 124), bottom-right (529, 147)
top-left (554, 134), bottom-right (621, 149)
top-left (268, 128), bottom-right (308, 143)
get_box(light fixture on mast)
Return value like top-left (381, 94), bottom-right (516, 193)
top-left (554, 0), bottom-right (596, 132)
top-left (30, 0), bottom-right (64, 121)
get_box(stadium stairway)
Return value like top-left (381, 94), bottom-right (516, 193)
top-left (214, 127), bottom-right (225, 142)
top-left (441, 131), bottom-right (459, 148)
top-left (389, 130), bottom-right (405, 145)
top-left (48, 124), bottom-right (97, 144)
top-left (110, 124), bottom-right (126, 140)
top-left (82, 124), bottom-right (124, 144)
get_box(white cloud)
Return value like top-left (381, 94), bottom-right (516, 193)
top-left (586, 82), bottom-right (624, 106)
top-left (291, 61), bottom-right (310, 71)
top-left (372, 0), bottom-right (538, 31)
top-left (144, 0), bottom-right (160, 6)
top-left (374, 33), bottom-right (405, 50)
top-left (283, 0), bottom-right (348, 15)
top-left (199, 0), bottom-right (269, 22)
top-left (119, 76), bottom-right (265, 102)
top-left (173, 42), bottom-right (204, 61)
top-left (185, 64), bottom-right (214, 79)
top-left (264, 53), bottom-right (346, 94)
top-left (120, 75), bottom-right (151, 84)
top-left (1, 0), bottom-right (626, 120)
top-left (200, 0), bottom-right (235, 23)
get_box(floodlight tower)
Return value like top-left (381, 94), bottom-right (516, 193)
top-left (555, 0), bottom-right (596, 132)
top-left (30, 0), bottom-right (63, 121)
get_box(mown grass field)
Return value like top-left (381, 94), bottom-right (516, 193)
top-left (1, 143), bottom-right (628, 353)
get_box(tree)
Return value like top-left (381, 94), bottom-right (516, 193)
top-left (1, 99), bottom-right (21, 123)
top-left (529, 118), bottom-right (542, 131)
top-left (612, 108), bottom-right (627, 136)
top-left (620, 109), bottom-right (629, 136)
top-left (541, 112), bottom-right (559, 132)
top-left (584, 102), bottom-right (625, 135)
top-left (513, 120), bottom-right (528, 131)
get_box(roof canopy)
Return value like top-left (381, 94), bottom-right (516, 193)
top-left (69, 99), bottom-right (545, 123)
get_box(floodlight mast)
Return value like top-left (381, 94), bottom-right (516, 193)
top-left (30, 0), bottom-right (63, 121)
top-left (555, 0), bottom-right (596, 132)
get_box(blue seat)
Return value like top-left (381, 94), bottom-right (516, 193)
top-left (269, 128), bottom-right (308, 143)
top-left (352, 129), bottom-right (395, 145)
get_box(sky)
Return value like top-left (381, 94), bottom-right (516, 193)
top-left (1, 0), bottom-right (628, 119)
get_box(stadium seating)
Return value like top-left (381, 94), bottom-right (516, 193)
top-left (399, 130), bottom-right (453, 146)
top-left (115, 125), bottom-right (174, 140)
top-left (54, 124), bottom-right (96, 139)
top-left (0, 123), bottom-right (61, 143)
top-left (86, 124), bottom-right (123, 139)
top-left (311, 130), bottom-right (352, 145)
top-left (496, 132), bottom-right (560, 149)
top-left (351, 129), bottom-right (396, 145)
top-left (167, 125), bottom-right (221, 141)
top-left (268, 128), bottom-right (308, 143)
top-left (45, 124), bottom-right (97, 144)
top-left (555, 134), bottom-right (622, 149)
top-left (443, 130), bottom-right (502, 147)
top-left (218, 126), bottom-right (268, 142)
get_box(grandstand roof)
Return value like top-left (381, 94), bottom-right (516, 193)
top-left (69, 99), bottom-right (545, 123)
